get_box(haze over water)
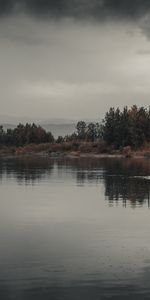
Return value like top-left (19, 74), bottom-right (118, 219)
top-left (0, 156), bottom-right (149, 299)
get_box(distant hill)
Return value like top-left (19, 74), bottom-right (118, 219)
top-left (41, 118), bottom-right (77, 125)
top-left (0, 115), bottom-right (77, 125)
top-left (40, 123), bottom-right (76, 138)
top-left (0, 116), bottom-right (100, 138)
top-left (0, 116), bottom-right (77, 138)
top-left (0, 115), bottom-right (35, 124)
top-left (0, 123), bottom-right (76, 138)
top-left (1, 124), bottom-right (16, 131)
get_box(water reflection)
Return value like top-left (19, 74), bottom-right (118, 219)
top-left (0, 156), bottom-right (53, 184)
top-left (0, 156), bottom-right (150, 299)
top-left (0, 156), bottom-right (149, 207)
top-left (105, 175), bottom-right (150, 207)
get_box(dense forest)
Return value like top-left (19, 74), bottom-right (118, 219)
top-left (0, 106), bottom-right (149, 153)
top-left (102, 105), bottom-right (150, 149)
top-left (0, 123), bottom-right (54, 146)
top-left (63, 105), bottom-right (150, 150)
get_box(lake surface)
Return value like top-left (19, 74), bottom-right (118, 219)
top-left (0, 156), bottom-right (150, 300)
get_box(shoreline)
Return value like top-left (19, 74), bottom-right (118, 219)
top-left (0, 150), bottom-right (149, 160)
top-left (0, 142), bottom-right (149, 159)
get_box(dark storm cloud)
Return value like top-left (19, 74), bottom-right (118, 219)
top-left (1, 0), bottom-right (150, 19)
top-left (101, 0), bottom-right (150, 18)
top-left (25, 0), bottom-right (66, 16)
top-left (0, 0), bottom-right (13, 15)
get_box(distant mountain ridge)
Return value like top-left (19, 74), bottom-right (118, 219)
top-left (0, 116), bottom-right (101, 138)
top-left (0, 122), bottom-right (76, 138)
top-left (0, 115), bottom-right (77, 125)
top-left (0, 115), bottom-right (100, 125)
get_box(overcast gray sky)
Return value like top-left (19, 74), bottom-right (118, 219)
top-left (0, 0), bottom-right (150, 120)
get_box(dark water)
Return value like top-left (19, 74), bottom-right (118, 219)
top-left (0, 156), bottom-right (150, 300)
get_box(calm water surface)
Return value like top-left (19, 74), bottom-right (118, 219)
top-left (0, 156), bottom-right (150, 300)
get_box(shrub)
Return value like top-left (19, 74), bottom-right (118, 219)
top-left (122, 146), bottom-right (132, 157)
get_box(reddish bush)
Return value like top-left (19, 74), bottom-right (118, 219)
top-left (122, 146), bottom-right (132, 157)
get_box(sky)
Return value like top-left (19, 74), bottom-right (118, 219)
top-left (0, 0), bottom-right (150, 121)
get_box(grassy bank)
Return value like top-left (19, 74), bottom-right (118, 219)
top-left (0, 142), bottom-right (149, 158)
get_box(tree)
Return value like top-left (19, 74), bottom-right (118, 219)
top-left (56, 136), bottom-right (64, 144)
top-left (102, 106), bottom-right (150, 149)
top-left (76, 121), bottom-right (87, 140)
top-left (87, 123), bottom-right (97, 141)
top-left (0, 126), bottom-right (4, 144)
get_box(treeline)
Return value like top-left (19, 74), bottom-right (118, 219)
top-left (0, 106), bottom-right (149, 150)
top-left (61, 121), bottom-right (102, 143)
top-left (102, 105), bottom-right (150, 149)
top-left (62, 105), bottom-right (150, 150)
top-left (0, 123), bottom-right (54, 146)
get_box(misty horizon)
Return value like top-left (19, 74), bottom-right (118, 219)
top-left (0, 114), bottom-right (102, 124)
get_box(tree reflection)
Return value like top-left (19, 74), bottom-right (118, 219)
top-left (0, 156), bottom-right (149, 206)
top-left (105, 175), bottom-right (150, 207)
top-left (102, 158), bottom-right (150, 207)
top-left (57, 157), bottom-right (150, 207)
top-left (0, 156), bottom-right (54, 185)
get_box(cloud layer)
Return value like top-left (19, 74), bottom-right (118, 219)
top-left (0, 15), bottom-right (150, 119)
top-left (0, 2), bottom-right (150, 120)
top-left (1, 0), bottom-right (150, 19)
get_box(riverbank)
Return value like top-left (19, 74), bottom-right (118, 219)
top-left (0, 142), bottom-right (149, 159)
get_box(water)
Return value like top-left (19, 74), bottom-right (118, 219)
top-left (0, 156), bottom-right (150, 300)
